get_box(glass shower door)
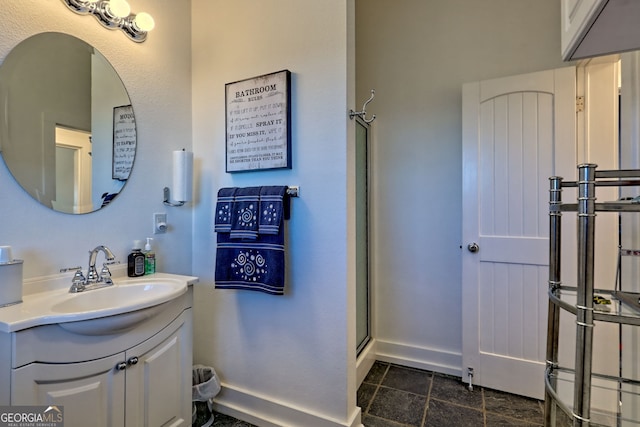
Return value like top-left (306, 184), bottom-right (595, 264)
top-left (355, 117), bottom-right (371, 355)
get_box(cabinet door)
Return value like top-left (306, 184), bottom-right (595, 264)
top-left (12, 353), bottom-right (125, 427)
top-left (560, 0), bottom-right (606, 60)
top-left (125, 312), bottom-right (192, 427)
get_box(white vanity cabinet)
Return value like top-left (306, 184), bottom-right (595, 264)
top-left (12, 352), bottom-right (125, 427)
top-left (561, 0), bottom-right (640, 61)
top-left (5, 288), bottom-right (193, 427)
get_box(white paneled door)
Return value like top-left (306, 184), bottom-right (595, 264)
top-left (462, 67), bottom-right (576, 399)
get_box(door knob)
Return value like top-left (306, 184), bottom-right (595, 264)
top-left (467, 242), bottom-right (479, 253)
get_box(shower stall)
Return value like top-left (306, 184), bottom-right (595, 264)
top-left (355, 116), bottom-right (371, 355)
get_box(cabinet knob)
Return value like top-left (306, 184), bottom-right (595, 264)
top-left (115, 362), bottom-right (127, 371)
top-left (127, 356), bottom-right (139, 366)
top-left (467, 242), bottom-right (479, 253)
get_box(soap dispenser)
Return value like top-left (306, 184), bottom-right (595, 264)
top-left (144, 237), bottom-right (156, 275)
top-left (127, 240), bottom-right (145, 277)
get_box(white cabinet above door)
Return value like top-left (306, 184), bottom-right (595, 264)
top-left (562, 0), bottom-right (640, 61)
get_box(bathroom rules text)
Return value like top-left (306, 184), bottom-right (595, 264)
top-left (225, 70), bottom-right (291, 172)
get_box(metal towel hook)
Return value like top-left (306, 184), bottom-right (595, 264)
top-left (349, 89), bottom-right (376, 123)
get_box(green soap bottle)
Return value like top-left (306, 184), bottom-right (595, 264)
top-left (144, 237), bottom-right (156, 275)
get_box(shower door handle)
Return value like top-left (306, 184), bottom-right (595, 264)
top-left (467, 242), bottom-right (479, 253)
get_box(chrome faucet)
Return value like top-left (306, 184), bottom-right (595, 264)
top-left (66, 245), bottom-right (116, 293)
top-left (86, 245), bottom-right (115, 284)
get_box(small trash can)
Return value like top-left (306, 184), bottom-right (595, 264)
top-left (192, 365), bottom-right (221, 427)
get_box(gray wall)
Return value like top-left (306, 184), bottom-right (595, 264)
top-left (356, 0), bottom-right (569, 372)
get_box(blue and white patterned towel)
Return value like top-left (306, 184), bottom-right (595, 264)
top-left (215, 185), bottom-right (289, 294)
top-left (214, 187), bottom-right (237, 233)
top-left (230, 186), bottom-right (261, 240)
top-left (259, 186), bottom-right (288, 235)
top-left (215, 226), bottom-right (285, 295)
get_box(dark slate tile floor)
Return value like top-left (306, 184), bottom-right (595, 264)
top-left (359, 361), bottom-right (544, 427)
top-left (208, 360), bottom-right (545, 426)
top-left (211, 412), bottom-right (257, 427)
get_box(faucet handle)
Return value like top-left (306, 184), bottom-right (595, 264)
top-left (60, 266), bottom-right (86, 284)
top-left (100, 263), bottom-right (113, 285)
top-left (69, 269), bottom-right (86, 293)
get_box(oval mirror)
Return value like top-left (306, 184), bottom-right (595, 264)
top-left (0, 32), bottom-right (136, 214)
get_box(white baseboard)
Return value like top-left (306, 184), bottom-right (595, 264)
top-left (375, 339), bottom-right (462, 377)
top-left (356, 338), bottom-right (377, 387)
top-left (212, 383), bottom-right (362, 427)
top-left (211, 339), bottom-right (459, 427)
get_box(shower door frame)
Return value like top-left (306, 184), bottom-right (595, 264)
top-left (355, 115), bottom-right (372, 356)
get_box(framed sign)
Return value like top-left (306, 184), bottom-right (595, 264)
top-left (225, 70), bottom-right (291, 172)
top-left (112, 104), bottom-right (137, 180)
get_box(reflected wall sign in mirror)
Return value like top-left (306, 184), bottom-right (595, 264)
top-left (0, 32), bottom-right (136, 214)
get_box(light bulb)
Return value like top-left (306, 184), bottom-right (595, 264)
top-left (108, 0), bottom-right (131, 18)
top-left (134, 12), bottom-right (155, 31)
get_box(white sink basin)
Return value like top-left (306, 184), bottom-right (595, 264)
top-left (51, 279), bottom-right (184, 314)
top-left (0, 273), bottom-right (198, 333)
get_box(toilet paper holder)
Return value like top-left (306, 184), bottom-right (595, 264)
top-left (164, 149), bottom-right (193, 207)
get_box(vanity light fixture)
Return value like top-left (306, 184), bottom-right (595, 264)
top-left (61, 0), bottom-right (155, 43)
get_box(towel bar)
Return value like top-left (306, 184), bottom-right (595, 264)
top-left (286, 186), bottom-right (299, 197)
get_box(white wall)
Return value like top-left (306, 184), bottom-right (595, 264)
top-left (356, 0), bottom-right (569, 373)
top-left (0, 1), bottom-right (192, 278)
top-left (191, 1), bottom-right (360, 426)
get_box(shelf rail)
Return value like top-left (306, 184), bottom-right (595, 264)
top-left (546, 175), bottom-right (563, 426)
top-left (546, 164), bottom-right (640, 427)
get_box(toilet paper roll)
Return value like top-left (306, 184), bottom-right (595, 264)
top-left (0, 246), bottom-right (12, 264)
top-left (173, 150), bottom-right (193, 202)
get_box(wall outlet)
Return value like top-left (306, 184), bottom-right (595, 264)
top-left (154, 213), bottom-right (167, 234)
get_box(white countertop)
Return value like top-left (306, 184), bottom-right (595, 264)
top-left (0, 270), bottom-right (198, 333)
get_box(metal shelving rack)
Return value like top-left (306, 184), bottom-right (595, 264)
top-left (545, 164), bottom-right (640, 427)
